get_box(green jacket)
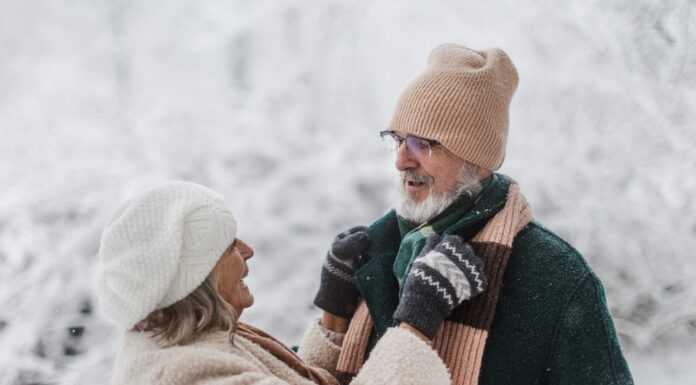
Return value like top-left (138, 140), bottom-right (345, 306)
top-left (356, 174), bottom-right (634, 384)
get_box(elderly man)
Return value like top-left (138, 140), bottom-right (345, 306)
top-left (310, 44), bottom-right (634, 384)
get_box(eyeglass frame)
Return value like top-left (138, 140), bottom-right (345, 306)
top-left (379, 130), bottom-right (441, 158)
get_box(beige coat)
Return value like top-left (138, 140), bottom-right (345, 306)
top-left (112, 318), bottom-right (450, 385)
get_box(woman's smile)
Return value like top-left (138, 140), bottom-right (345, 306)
top-left (214, 239), bottom-right (255, 314)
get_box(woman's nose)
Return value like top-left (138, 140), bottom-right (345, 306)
top-left (238, 240), bottom-right (254, 260)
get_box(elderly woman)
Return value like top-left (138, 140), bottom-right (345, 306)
top-left (98, 181), bottom-right (486, 384)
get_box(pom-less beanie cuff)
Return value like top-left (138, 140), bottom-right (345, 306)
top-left (388, 43), bottom-right (518, 171)
top-left (97, 181), bottom-right (237, 329)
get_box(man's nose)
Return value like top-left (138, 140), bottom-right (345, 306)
top-left (395, 142), bottom-right (419, 171)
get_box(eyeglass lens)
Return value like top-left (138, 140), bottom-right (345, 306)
top-left (381, 132), bottom-right (433, 158)
top-left (405, 137), bottom-right (426, 157)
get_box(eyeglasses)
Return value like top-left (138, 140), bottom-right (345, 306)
top-left (379, 130), bottom-right (441, 158)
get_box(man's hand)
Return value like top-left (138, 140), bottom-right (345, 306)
top-left (313, 226), bottom-right (371, 319)
top-left (393, 233), bottom-right (487, 339)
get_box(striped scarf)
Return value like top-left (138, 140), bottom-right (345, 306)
top-left (336, 177), bottom-right (532, 385)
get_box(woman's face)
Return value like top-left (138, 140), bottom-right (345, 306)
top-left (213, 238), bottom-right (255, 314)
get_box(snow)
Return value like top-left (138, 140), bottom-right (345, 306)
top-left (627, 345), bottom-right (696, 384)
top-left (1, 0), bottom-right (695, 384)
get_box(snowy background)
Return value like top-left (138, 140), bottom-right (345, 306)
top-left (1, 0), bottom-right (695, 384)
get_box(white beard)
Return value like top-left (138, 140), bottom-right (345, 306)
top-left (395, 167), bottom-right (480, 225)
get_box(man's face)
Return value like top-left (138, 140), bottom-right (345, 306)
top-left (394, 131), bottom-right (466, 204)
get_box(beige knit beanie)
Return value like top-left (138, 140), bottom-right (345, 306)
top-left (388, 43), bottom-right (518, 170)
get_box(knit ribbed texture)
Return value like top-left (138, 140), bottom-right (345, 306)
top-left (336, 302), bottom-right (373, 375)
top-left (388, 43), bottom-right (518, 170)
top-left (336, 181), bottom-right (531, 385)
top-left (98, 181), bottom-right (237, 329)
top-left (437, 182), bottom-right (530, 383)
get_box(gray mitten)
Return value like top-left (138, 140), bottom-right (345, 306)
top-left (313, 226), bottom-right (371, 318)
top-left (393, 233), bottom-right (487, 339)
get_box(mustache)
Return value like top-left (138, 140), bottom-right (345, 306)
top-left (400, 170), bottom-right (434, 186)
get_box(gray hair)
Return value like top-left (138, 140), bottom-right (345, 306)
top-left (133, 270), bottom-right (238, 347)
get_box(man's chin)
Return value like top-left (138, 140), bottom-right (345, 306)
top-left (396, 185), bottom-right (467, 225)
top-left (404, 191), bottom-right (427, 205)
top-left (396, 192), bottom-right (441, 225)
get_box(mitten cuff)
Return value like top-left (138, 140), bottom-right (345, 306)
top-left (313, 292), bottom-right (359, 319)
top-left (313, 255), bottom-right (361, 318)
top-left (393, 291), bottom-right (450, 339)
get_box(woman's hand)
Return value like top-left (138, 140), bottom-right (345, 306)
top-left (321, 312), bottom-right (350, 333)
top-left (393, 233), bottom-right (487, 339)
top-left (313, 226), bottom-right (371, 319)
top-left (398, 322), bottom-right (429, 342)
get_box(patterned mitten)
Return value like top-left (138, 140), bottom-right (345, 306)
top-left (313, 226), bottom-right (371, 318)
top-left (393, 233), bottom-right (487, 339)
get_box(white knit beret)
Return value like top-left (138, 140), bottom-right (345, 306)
top-left (97, 181), bottom-right (237, 329)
